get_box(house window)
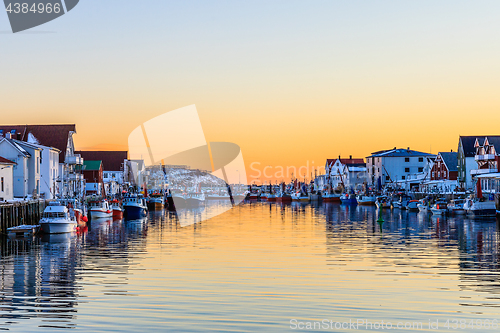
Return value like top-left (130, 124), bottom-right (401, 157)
top-left (405, 158), bottom-right (410, 162)
top-left (438, 172), bottom-right (441, 177)
top-left (385, 176), bottom-right (390, 181)
top-left (443, 171), bottom-right (447, 177)
top-left (432, 172), bottom-right (435, 177)
top-left (418, 167), bottom-right (423, 172)
top-left (1, 177), bottom-right (3, 192)
top-left (405, 168), bottom-right (410, 173)
top-left (402, 175), bottom-right (406, 180)
top-left (419, 157), bottom-right (423, 162)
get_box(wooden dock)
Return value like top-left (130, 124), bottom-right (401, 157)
top-left (0, 200), bottom-right (50, 234)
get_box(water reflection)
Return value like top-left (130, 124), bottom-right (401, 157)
top-left (0, 202), bottom-right (499, 331)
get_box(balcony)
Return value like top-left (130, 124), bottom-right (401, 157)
top-left (65, 154), bottom-right (83, 165)
top-left (471, 168), bottom-right (497, 175)
top-left (475, 154), bottom-right (496, 161)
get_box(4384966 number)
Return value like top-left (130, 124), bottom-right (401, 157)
top-left (5, 2), bottom-right (61, 14)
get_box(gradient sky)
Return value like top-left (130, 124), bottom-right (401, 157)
top-left (2, 1), bottom-right (500, 182)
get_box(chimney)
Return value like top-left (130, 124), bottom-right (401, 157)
top-left (5, 132), bottom-right (11, 139)
top-left (16, 132), bottom-right (21, 140)
top-left (349, 155), bottom-right (352, 160)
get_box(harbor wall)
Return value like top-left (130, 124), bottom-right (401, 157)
top-left (0, 200), bottom-right (50, 234)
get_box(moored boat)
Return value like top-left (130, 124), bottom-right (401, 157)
top-left (447, 199), bottom-right (466, 215)
top-left (89, 200), bottom-right (113, 219)
top-left (123, 194), bottom-right (148, 219)
top-left (464, 198), bottom-right (496, 218)
top-left (110, 199), bottom-right (124, 219)
top-left (357, 194), bottom-right (376, 206)
top-left (407, 200), bottom-right (420, 211)
top-left (430, 201), bottom-right (448, 215)
top-left (148, 193), bottom-right (165, 210)
top-left (417, 200), bottom-right (429, 213)
top-left (340, 193), bottom-right (357, 205)
top-left (39, 201), bottom-right (78, 234)
top-left (186, 192), bottom-right (205, 207)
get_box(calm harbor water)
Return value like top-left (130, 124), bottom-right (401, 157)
top-left (1, 201), bottom-right (500, 332)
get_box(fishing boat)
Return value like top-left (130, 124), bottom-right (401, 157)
top-left (321, 184), bottom-right (342, 202)
top-left (464, 198), bottom-right (496, 217)
top-left (148, 193), bottom-right (165, 210)
top-left (186, 192), bottom-right (205, 207)
top-left (357, 194), bottom-right (376, 206)
top-left (291, 191), bottom-right (309, 202)
top-left (110, 199), bottom-right (124, 219)
top-left (59, 198), bottom-right (88, 224)
top-left (89, 200), bottom-right (113, 219)
top-left (375, 196), bottom-right (391, 208)
top-left (447, 199), bottom-right (466, 215)
top-left (391, 194), bottom-right (412, 210)
top-left (430, 201), bottom-right (448, 215)
top-left (123, 194), bottom-right (148, 219)
top-left (417, 200), bottom-right (429, 213)
top-left (340, 193), bottom-right (357, 205)
top-left (267, 193), bottom-right (276, 202)
top-left (39, 201), bottom-right (78, 234)
top-left (276, 191), bottom-right (292, 203)
top-left (248, 189), bottom-right (261, 200)
top-left (206, 189), bottom-right (231, 200)
top-left (407, 200), bottom-right (420, 211)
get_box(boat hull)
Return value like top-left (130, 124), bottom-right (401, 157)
top-left (186, 198), bottom-right (204, 207)
top-left (124, 205), bottom-right (148, 219)
top-left (90, 210), bottom-right (113, 219)
top-left (40, 221), bottom-right (77, 234)
top-left (148, 201), bottom-right (164, 210)
top-left (340, 199), bottom-right (357, 205)
top-left (112, 209), bottom-right (124, 219)
top-left (467, 209), bottom-right (497, 217)
top-left (276, 196), bottom-right (292, 203)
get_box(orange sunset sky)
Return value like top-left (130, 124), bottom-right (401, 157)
top-left (2, 1), bottom-right (500, 183)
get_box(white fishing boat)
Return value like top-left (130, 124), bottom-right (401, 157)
top-left (417, 200), bottom-right (429, 213)
top-left (375, 196), bottom-right (391, 209)
top-left (357, 194), bottom-right (376, 206)
top-left (291, 190), bottom-right (309, 202)
top-left (39, 201), bottom-right (77, 234)
top-left (89, 199), bottom-right (113, 219)
top-left (447, 199), bottom-right (466, 215)
top-left (464, 198), bottom-right (496, 217)
top-left (186, 192), bottom-right (205, 206)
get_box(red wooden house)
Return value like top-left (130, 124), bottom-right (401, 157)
top-left (430, 152), bottom-right (458, 181)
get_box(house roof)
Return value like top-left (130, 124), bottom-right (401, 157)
top-left (478, 136), bottom-right (500, 151)
top-left (368, 148), bottom-right (434, 158)
top-left (339, 158), bottom-right (364, 164)
top-left (83, 160), bottom-right (102, 171)
top-left (76, 151), bottom-right (128, 171)
top-left (0, 156), bottom-right (15, 165)
top-left (0, 125), bottom-right (75, 163)
top-left (0, 138), bottom-right (31, 157)
top-left (459, 136), bottom-right (488, 157)
top-left (439, 152), bottom-right (458, 172)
